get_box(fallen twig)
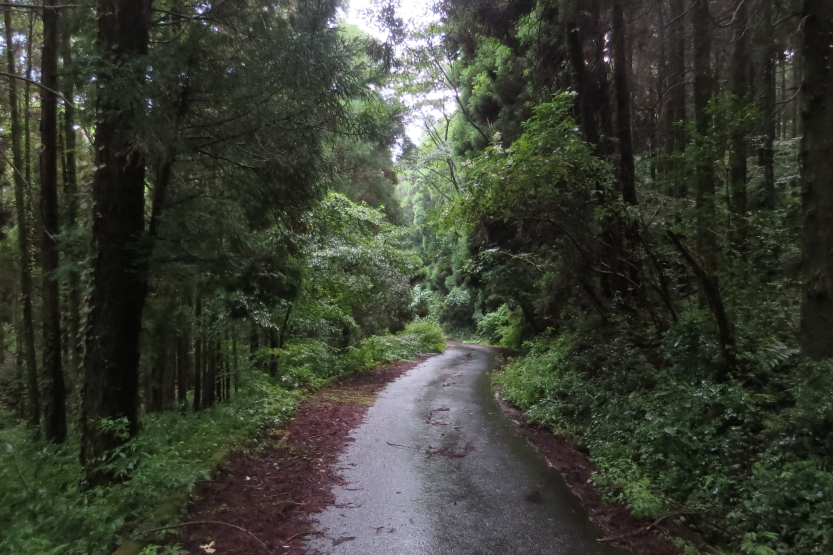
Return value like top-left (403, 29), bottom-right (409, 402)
top-left (386, 441), bottom-right (416, 449)
top-left (282, 530), bottom-right (317, 542)
top-left (597, 511), bottom-right (699, 543)
top-left (144, 520), bottom-right (272, 555)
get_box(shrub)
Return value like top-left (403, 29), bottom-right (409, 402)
top-left (492, 322), bottom-right (833, 554)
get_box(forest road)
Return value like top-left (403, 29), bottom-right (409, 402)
top-left (303, 342), bottom-right (631, 555)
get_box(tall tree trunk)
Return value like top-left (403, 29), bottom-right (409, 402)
top-left (81, 0), bottom-right (152, 485)
top-left (792, 47), bottom-right (801, 138)
top-left (4, 5), bottom-right (40, 431)
top-left (729, 0), bottom-right (750, 253)
top-left (693, 0), bottom-right (717, 272)
top-left (278, 305), bottom-right (292, 349)
top-left (202, 333), bottom-right (216, 409)
top-left (177, 331), bottom-right (189, 407)
top-left (665, 0), bottom-right (688, 197)
top-left (799, 0), bottom-right (833, 360)
top-left (567, 2), bottom-right (600, 149)
top-left (588, 0), bottom-right (613, 157)
top-left (148, 333), bottom-right (166, 413)
top-left (164, 337), bottom-right (176, 409)
top-left (225, 346), bottom-right (231, 401)
top-left (40, 0), bottom-right (67, 444)
top-left (61, 18), bottom-right (82, 385)
top-left (24, 11), bottom-right (33, 189)
top-left (249, 319), bottom-right (259, 368)
top-left (612, 0), bottom-right (637, 206)
top-left (268, 329), bottom-right (279, 377)
top-left (778, 52), bottom-right (789, 141)
top-left (232, 335), bottom-right (239, 394)
top-left (193, 294), bottom-right (202, 412)
top-left (760, 0), bottom-right (777, 209)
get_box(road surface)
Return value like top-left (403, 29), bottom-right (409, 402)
top-left (304, 342), bottom-right (630, 554)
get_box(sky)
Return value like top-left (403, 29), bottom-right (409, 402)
top-left (343, 0), bottom-right (437, 40)
top-left (341, 0), bottom-right (445, 145)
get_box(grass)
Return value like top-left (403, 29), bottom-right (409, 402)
top-left (0, 322), bottom-right (446, 555)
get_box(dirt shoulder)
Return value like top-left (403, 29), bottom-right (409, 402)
top-left (169, 356), bottom-right (432, 555)
top-left (491, 357), bottom-right (709, 555)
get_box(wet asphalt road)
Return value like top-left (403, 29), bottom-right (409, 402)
top-left (304, 343), bottom-right (631, 555)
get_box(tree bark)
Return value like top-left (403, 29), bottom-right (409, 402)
top-left (194, 294), bottom-right (202, 412)
top-left (232, 335), bottom-right (239, 395)
top-left (81, 0), bottom-right (152, 485)
top-left (567, 2), bottom-right (600, 149)
top-left (4, 5), bottom-right (40, 431)
top-left (729, 0), bottom-right (749, 253)
top-left (61, 16), bottom-right (81, 385)
top-left (202, 332), bottom-right (216, 409)
top-left (792, 48), bottom-right (800, 138)
top-left (249, 318), bottom-right (259, 368)
top-left (778, 51), bottom-right (788, 141)
top-left (760, 0), bottom-right (777, 209)
top-left (798, 0), bottom-right (833, 360)
top-left (693, 0), bottom-right (717, 273)
top-left (612, 0), bottom-right (637, 206)
top-left (40, 0), bottom-right (67, 444)
top-left (268, 329), bottom-right (279, 377)
top-left (669, 232), bottom-right (736, 376)
top-left (24, 11), bottom-right (33, 188)
top-left (590, 0), bottom-right (613, 158)
top-left (177, 331), bottom-right (190, 407)
top-left (665, 0), bottom-right (687, 197)
top-left (148, 333), bottom-right (167, 413)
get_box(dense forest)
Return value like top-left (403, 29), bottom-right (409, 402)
top-left (0, 0), bottom-right (832, 554)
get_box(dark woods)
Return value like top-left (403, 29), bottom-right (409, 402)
top-left (0, 0), bottom-right (408, 486)
top-left (399, 0), bottom-right (833, 552)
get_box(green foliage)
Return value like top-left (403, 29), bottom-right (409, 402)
top-left (0, 320), bottom-right (445, 555)
top-left (450, 95), bottom-right (613, 231)
top-left (494, 324), bottom-right (833, 554)
top-left (398, 321), bottom-right (447, 354)
top-left (475, 304), bottom-right (519, 346)
top-left (346, 321), bottom-right (446, 370)
top-left (0, 372), bottom-right (299, 555)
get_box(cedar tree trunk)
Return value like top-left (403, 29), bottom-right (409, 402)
top-left (81, 0), bottom-right (152, 484)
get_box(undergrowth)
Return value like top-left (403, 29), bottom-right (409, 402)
top-left (0, 322), bottom-right (445, 555)
top-left (493, 320), bottom-right (833, 555)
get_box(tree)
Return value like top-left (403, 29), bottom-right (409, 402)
top-left (693, 0), bottom-right (716, 273)
top-left (612, 0), bottom-right (636, 207)
top-left (663, 0), bottom-right (687, 194)
top-left (40, 0), bottom-right (66, 444)
top-left (729, 0), bottom-right (750, 252)
top-left (81, 0), bottom-right (152, 484)
top-left (799, 0), bottom-right (833, 359)
top-left (759, 0), bottom-right (777, 209)
top-left (4, 4), bottom-right (39, 431)
top-left (60, 9), bottom-right (82, 384)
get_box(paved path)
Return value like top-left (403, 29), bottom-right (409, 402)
top-left (304, 343), bottom-right (630, 554)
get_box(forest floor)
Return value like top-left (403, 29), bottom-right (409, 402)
top-left (169, 344), bottom-right (704, 555)
top-left (169, 355), bottom-right (433, 555)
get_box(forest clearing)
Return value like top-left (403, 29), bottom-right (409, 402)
top-left (1, 0), bottom-right (832, 554)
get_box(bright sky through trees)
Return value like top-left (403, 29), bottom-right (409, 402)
top-left (343, 0), bottom-right (445, 145)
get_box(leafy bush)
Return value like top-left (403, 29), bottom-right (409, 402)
top-left (476, 304), bottom-right (511, 344)
top-left (0, 322), bottom-right (445, 555)
top-left (0, 373), bottom-right (299, 555)
top-left (399, 321), bottom-right (446, 354)
top-left (277, 341), bottom-right (338, 379)
top-left (493, 324), bottom-right (833, 554)
top-left (349, 321), bottom-right (446, 369)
